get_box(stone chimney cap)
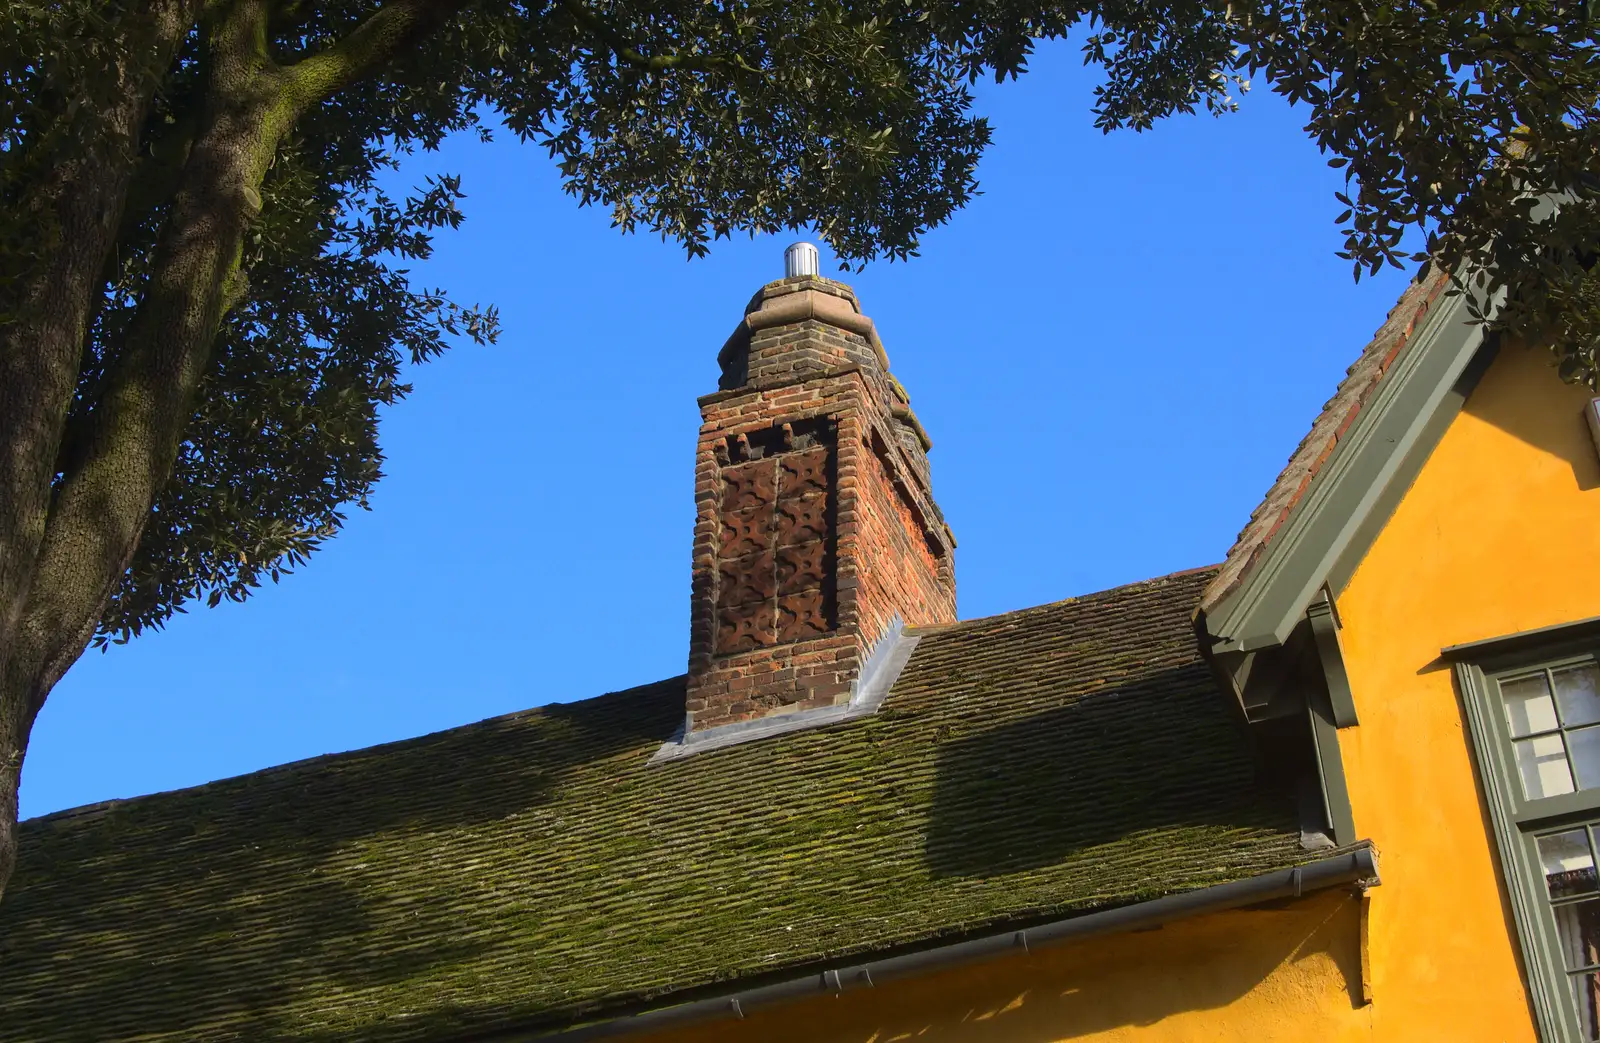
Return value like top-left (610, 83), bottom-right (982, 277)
top-left (784, 242), bottom-right (820, 278)
top-left (720, 285), bottom-right (891, 376)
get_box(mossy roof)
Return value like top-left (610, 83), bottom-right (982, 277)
top-left (0, 567), bottom-right (1319, 1043)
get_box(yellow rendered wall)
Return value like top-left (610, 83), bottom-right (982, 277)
top-left (1335, 341), bottom-right (1600, 1041)
top-left (646, 888), bottom-right (1370, 1043)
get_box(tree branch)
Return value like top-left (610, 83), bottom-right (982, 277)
top-left (561, 0), bottom-right (763, 75)
top-left (281, 0), bottom-right (468, 112)
top-left (88, 100), bottom-right (204, 329)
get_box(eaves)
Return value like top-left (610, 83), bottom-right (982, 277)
top-left (1203, 279), bottom-right (1502, 656)
top-left (460, 847), bottom-right (1378, 1043)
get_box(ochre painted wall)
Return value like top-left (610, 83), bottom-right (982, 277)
top-left (1335, 341), bottom-right (1600, 1042)
top-left (646, 889), bottom-right (1369, 1043)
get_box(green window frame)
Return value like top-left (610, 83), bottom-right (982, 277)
top-left (1453, 619), bottom-right (1600, 1042)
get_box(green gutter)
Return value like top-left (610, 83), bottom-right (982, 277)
top-left (484, 846), bottom-right (1379, 1043)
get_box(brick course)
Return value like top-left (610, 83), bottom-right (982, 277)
top-left (686, 276), bottom-right (956, 731)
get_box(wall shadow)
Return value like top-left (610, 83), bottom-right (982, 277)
top-left (0, 677), bottom-right (686, 1041)
top-left (1464, 342), bottom-right (1600, 492)
top-left (924, 662), bottom-right (1296, 878)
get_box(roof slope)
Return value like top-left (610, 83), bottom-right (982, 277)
top-left (1200, 269), bottom-right (1452, 615)
top-left (0, 569), bottom-right (1316, 1043)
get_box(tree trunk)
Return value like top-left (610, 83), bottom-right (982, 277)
top-left (0, 0), bottom-right (200, 902)
top-left (0, 0), bottom-right (308, 901)
top-left (0, 0), bottom-right (459, 904)
top-left (0, 659), bottom-right (47, 906)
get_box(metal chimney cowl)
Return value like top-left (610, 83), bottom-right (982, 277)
top-left (784, 242), bottom-right (820, 278)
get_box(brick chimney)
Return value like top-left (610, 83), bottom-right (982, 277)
top-left (685, 251), bottom-right (957, 733)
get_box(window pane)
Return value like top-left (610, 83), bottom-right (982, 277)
top-left (1575, 972), bottom-right (1600, 1041)
top-left (1517, 733), bottom-right (1577, 799)
top-left (1506, 674), bottom-right (1560, 737)
top-left (1542, 831), bottom-right (1599, 898)
top-left (1557, 901), bottom-right (1600, 970)
top-left (1575, 728), bottom-right (1600, 792)
top-left (1559, 666), bottom-right (1600, 728)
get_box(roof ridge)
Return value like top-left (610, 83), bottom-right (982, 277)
top-left (32, 570), bottom-right (1225, 825)
top-left (22, 676), bottom-right (689, 826)
top-left (911, 564), bottom-right (1220, 636)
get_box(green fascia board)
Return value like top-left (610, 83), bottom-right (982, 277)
top-left (1320, 334), bottom-right (1500, 598)
top-left (1206, 280), bottom-right (1501, 655)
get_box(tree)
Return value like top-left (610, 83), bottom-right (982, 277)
top-left (1, 0), bottom-right (1596, 903)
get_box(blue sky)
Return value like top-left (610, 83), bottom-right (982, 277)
top-left (20, 39), bottom-right (1413, 819)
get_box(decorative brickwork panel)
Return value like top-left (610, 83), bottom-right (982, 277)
top-left (717, 600), bottom-right (775, 654)
top-left (776, 495), bottom-right (828, 546)
top-left (718, 551), bottom-right (774, 608)
top-left (712, 430), bottom-right (835, 655)
top-left (723, 460), bottom-right (777, 512)
top-left (777, 588), bottom-right (829, 642)
top-left (718, 506), bottom-right (772, 559)
top-left (775, 539), bottom-right (826, 591)
top-left (779, 448), bottom-right (828, 498)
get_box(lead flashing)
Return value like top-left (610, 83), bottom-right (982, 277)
top-left (649, 619), bottom-right (919, 764)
